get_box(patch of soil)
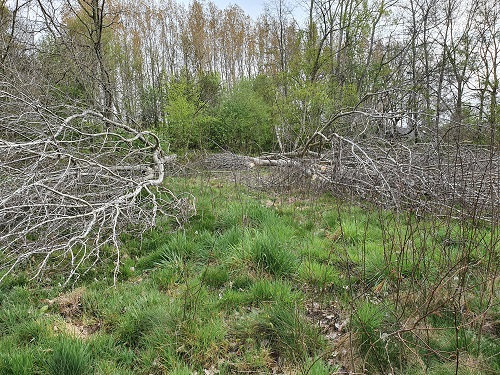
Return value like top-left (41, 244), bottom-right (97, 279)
top-left (46, 287), bottom-right (85, 319)
top-left (45, 287), bottom-right (101, 338)
top-left (305, 302), bottom-right (360, 374)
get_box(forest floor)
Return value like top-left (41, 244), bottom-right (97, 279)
top-left (0, 163), bottom-right (498, 375)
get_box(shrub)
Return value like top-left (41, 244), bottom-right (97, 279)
top-left (212, 79), bottom-right (274, 153)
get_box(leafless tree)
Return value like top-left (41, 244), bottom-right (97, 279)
top-left (36, 0), bottom-right (116, 117)
top-left (0, 82), bottom-right (195, 285)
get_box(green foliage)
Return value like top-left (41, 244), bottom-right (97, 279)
top-left (94, 361), bottom-right (135, 375)
top-left (249, 302), bottom-right (325, 364)
top-left (211, 79), bottom-right (274, 153)
top-left (14, 320), bottom-right (49, 346)
top-left (198, 71), bottom-right (222, 107)
top-left (274, 78), bottom-right (333, 152)
top-left (117, 305), bottom-right (168, 348)
top-left (0, 347), bottom-right (34, 375)
top-left (37, 37), bottom-right (89, 104)
top-left (301, 357), bottom-right (340, 375)
top-left (202, 265), bottom-right (229, 288)
top-left (89, 334), bottom-right (135, 371)
top-left (140, 85), bottom-right (165, 128)
top-left (164, 77), bottom-right (201, 151)
top-left (0, 292), bottom-right (33, 337)
top-left (161, 74), bottom-right (221, 152)
top-left (150, 266), bottom-right (178, 290)
top-left (298, 260), bottom-right (340, 290)
top-left (249, 279), bottom-right (301, 305)
top-left (352, 301), bottom-right (399, 372)
top-left (252, 74), bottom-right (276, 104)
top-left (219, 279), bottom-right (301, 310)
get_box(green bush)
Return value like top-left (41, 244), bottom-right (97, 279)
top-left (211, 79), bottom-right (274, 153)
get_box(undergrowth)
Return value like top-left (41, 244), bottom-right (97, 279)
top-left (0, 174), bottom-right (497, 374)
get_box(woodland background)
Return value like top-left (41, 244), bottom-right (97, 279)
top-left (2, 0), bottom-right (499, 153)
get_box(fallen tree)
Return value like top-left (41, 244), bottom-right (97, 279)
top-left (195, 137), bottom-right (499, 223)
top-left (0, 84), bottom-right (195, 285)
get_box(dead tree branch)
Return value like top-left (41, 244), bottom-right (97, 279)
top-left (193, 138), bottom-right (498, 223)
top-left (0, 84), bottom-right (195, 285)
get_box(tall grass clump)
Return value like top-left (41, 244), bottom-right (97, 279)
top-left (14, 320), bottom-right (49, 346)
top-left (249, 279), bottom-right (302, 305)
top-left (0, 305), bottom-right (32, 337)
top-left (0, 347), bottom-right (34, 375)
top-left (352, 300), bottom-right (400, 373)
top-left (250, 229), bottom-right (298, 277)
top-left (46, 336), bottom-right (93, 375)
top-left (202, 265), bottom-right (229, 288)
top-left (298, 260), bottom-right (340, 291)
top-left (88, 334), bottom-right (135, 373)
top-left (252, 302), bottom-right (325, 364)
top-left (113, 288), bottom-right (173, 348)
top-left (117, 307), bottom-right (162, 348)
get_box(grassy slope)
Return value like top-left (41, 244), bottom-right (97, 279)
top-left (0, 174), bottom-right (498, 374)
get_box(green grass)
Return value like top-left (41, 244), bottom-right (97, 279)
top-left (298, 260), bottom-right (340, 290)
top-left (250, 229), bottom-right (298, 277)
top-left (0, 175), bottom-right (498, 374)
top-left (46, 336), bottom-right (93, 375)
top-left (202, 265), bottom-right (229, 288)
top-left (230, 300), bottom-right (326, 365)
top-left (14, 320), bottom-right (49, 346)
top-left (0, 341), bottom-right (35, 375)
top-left (352, 300), bottom-right (400, 372)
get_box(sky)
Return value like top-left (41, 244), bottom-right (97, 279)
top-left (177, 0), bottom-right (266, 19)
top-left (176, 0), bottom-right (307, 23)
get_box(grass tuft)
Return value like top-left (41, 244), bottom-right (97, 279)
top-left (46, 336), bottom-right (93, 375)
top-left (250, 229), bottom-right (298, 277)
top-left (249, 301), bottom-right (325, 364)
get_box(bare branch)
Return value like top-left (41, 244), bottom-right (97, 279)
top-left (0, 83), bottom-right (195, 285)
